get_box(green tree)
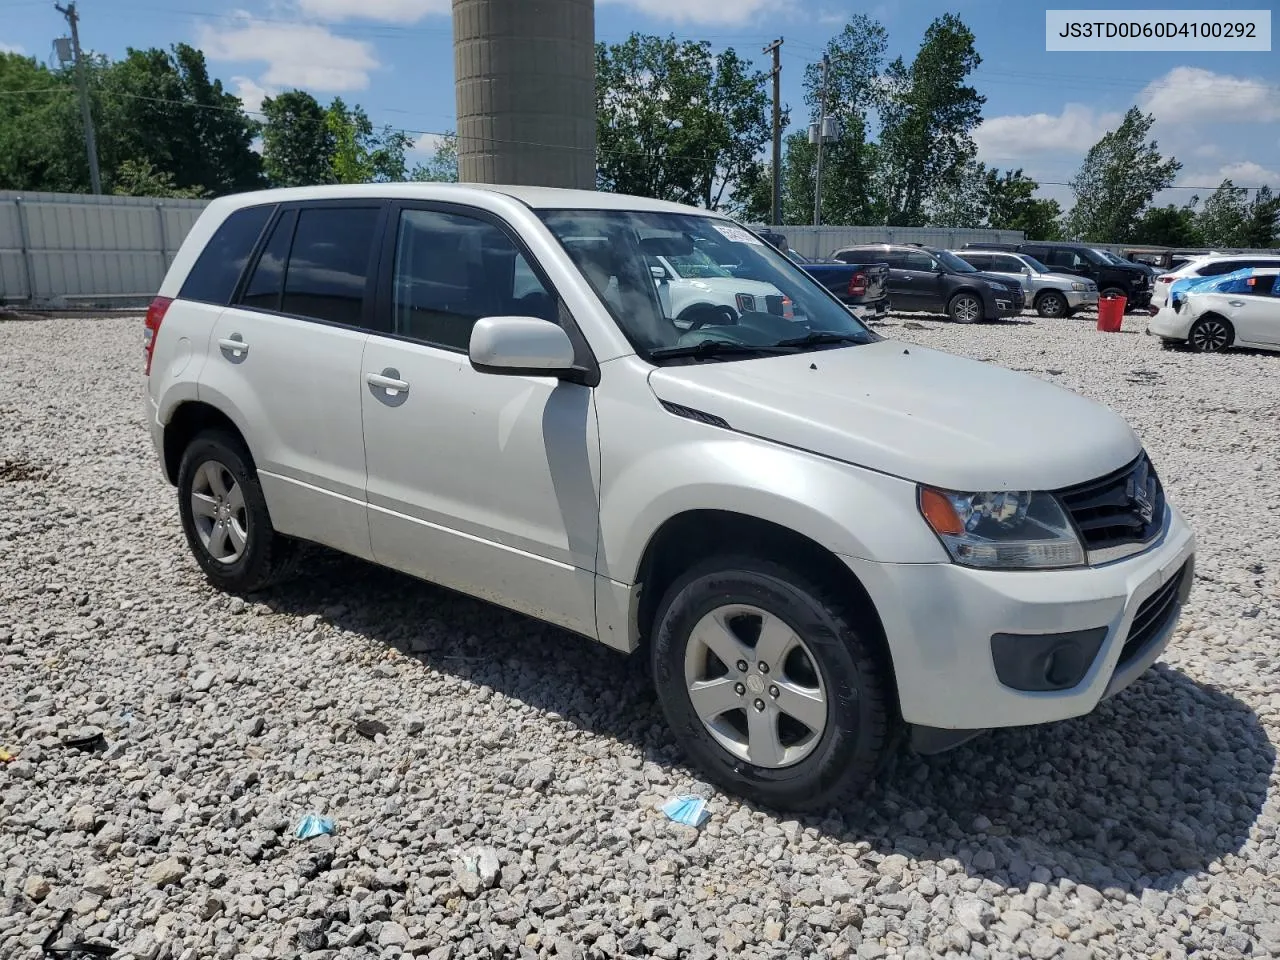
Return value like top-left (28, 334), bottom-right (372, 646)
top-left (326, 98), bottom-right (412, 183)
top-left (98, 44), bottom-right (262, 196)
top-left (111, 158), bottom-right (207, 198)
top-left (1241, 186), bottom-right (1280, 248)
top-left (595, 33), bottom-right (771, 208)
top-left (927, 159), bottom-right (990, 227)
top-left (875, 14), bottom-right (985, 226)
top-left (410, 132), bottom-right (459, 182)
top-left (984, 168), bottom-right (1062, 238)
top-left (260, 90), bottom-right (335, 187)
top-left (802, 15), bottom-right (887, 224)
top-left (1134, 201), bottom-right (1201, 246)
top-left (1064, 107), bottom-right (1180, 243)
top-left (0, 52), bottom-right (81, 191)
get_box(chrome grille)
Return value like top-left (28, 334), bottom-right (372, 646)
top-left (1056, 454), bottom-right (1165, 556)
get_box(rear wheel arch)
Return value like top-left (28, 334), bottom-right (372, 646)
top-left (163, 401), bottom-right (250, 486)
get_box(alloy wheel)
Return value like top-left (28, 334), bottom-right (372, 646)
top-left (189, 460), bottom-right (249, 563)
top-left (1190, 318), bottom-right (1230, 352)
top-left (682, 604), bottom-right (828, 768)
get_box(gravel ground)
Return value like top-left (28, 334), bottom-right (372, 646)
top-left (2, 311), bottom-right (1279, 960)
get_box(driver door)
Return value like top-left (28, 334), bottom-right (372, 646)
top-left (360, 203), bottom-right (602, 636)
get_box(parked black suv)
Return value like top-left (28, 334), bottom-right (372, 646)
top-left (832, 243), bottom-right (1025, 323)
top-left (963, 241), bottom-right (1152, 309)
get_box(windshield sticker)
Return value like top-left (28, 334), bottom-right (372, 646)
top-left (712, 225), bottom-right (764, 246)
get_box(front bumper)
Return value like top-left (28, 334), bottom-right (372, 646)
top-left (843, 502), bottom-right (1196, 731)
top-left (1066, 289), bottom-right (1098, 309)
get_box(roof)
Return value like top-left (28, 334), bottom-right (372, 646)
top-left (210, 182), bottom-right (710, 216)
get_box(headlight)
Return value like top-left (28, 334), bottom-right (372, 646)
top-left (735, 293), bottom-right (757, 313)
top-left (1071, 282), bottom-right (1085, 291)
top-left (918, 487), bottom-right (1085, 569)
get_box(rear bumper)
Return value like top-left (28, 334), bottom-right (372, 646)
top-left (1147, 307), bottom-right (1192, 340)
top-left (849, 298), bottom-right (890, 321)
top-left (843, 502), bottom-right (1195, 732)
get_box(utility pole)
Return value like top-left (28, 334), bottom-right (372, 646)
top-left (55, 1), bottom-right (101, 195)
top-left (812, 53), bottom-right (829, 227)
top-left (762, 38), bottom-right (783, 227)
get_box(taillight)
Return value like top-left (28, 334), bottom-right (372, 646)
top-left (144, 296), bottom-right (173, 376)
top-left (782, 296), bottom-right (794, 319)
top-left (847, 271), bottom-right (867, 297)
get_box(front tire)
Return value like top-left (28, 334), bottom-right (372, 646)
top-left (947, 293), bottom-right (981, 324)
top-left (651, 555), bottom-right (893, 812)
top-left (1187, 315), bottom-right (1233, 353)
top-left (177, 430), bottom-right (298, 593)
top-left (1035, 291), bottom-right (1068, 318)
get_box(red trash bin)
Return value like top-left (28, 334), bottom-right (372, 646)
top-left (1097, 294), bottom-right (1126, 332)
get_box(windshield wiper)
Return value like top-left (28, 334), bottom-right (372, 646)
top-left (649, 339), bottom-right (795, 361)
top-left (776, 331), bottom-right (866, 348)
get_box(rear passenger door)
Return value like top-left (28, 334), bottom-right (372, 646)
top-left (1227, 274), bottom-right (1280, 346)
top-left (200, 200), bottom-right (388, 561)
top-left (359, 202), bottom-right (601, 637)
top-left (892, 250), bottom-right (942, 312)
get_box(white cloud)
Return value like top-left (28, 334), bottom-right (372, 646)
top-left (1191, 143), bottom-right (1222, 159)
top-left (410, 133), bottom-right (447, 155)
top-left (1200, 161), bottom-right (1280, 188)
top-left (599, 0), bottom-right (786, 26)
top-left (974, 104), bottom-right (1123, 161)
top-left (198, 15), bottom-right (379, 92)
top-left (1138, 67), bottom-right (1280, 124)
top-left (231, 76), bottom-right (275, 115)
top-left (0, 41), bottom-right (26, 55)
top-left (294, 0), bottom-right (449, 23)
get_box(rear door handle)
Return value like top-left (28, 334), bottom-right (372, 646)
top-left (367, 369), bottom-right (410, 395)
top-left (218, 336), bottom-right (248, 357)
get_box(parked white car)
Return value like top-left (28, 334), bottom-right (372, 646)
top-left (145, 184), bottom-right (1195, 811)
top-left (1148, 268), bottom-right (1280, 352)
top-left (1152, 253), bottom-right (1280, 307)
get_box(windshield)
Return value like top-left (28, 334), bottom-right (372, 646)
top-left (935, 249), bottom-right (977, 273)
top-left (786, 249), bottom-right (811, 264)
top-left (656, 247), bottom-right (734, 279)
top-left (538, 209), bottom-right (878, 361)
top-left (1021, 255), bottom-right (1051, 273)
top-left (1092, 248), bottom-right (1126, 265)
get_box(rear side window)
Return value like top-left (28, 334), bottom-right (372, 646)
top-left (281, 206), bottom-right (382, 326)
top-left (179, 205), bottom-right (273, 305)
top-left (1197, 260), bottom-right (1243, 277)
top-left (901, 251), bottom-right (935, 271)
top-left (239, 210), bottom-right (296, 312)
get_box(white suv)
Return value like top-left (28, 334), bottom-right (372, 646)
top-left (145, 184), bottom-right (1195, 811)
top-left (1152, 253), bottom-right (1280, 307)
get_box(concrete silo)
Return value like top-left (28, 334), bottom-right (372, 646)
top-left (452, 0), bottom-right (596, 189)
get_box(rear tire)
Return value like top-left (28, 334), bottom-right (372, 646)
top-left (177, 430), bottom-right (299, 593)
top-left (1187, 315), bottom-right (1234, 353)
top-left (651, 555), bottom-right (894, 812)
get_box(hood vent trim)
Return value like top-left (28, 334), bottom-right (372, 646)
top-left (660, 400), bottom-right (732, 430)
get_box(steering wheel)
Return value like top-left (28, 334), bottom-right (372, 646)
top-left (681, 304), bottom-right (738, 330)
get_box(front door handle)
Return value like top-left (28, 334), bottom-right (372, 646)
top-left (1227, 300), bottom-right (1246, 307)
top-left (218, 335), bottom-right (248, 358)
top-left (367, 369), bottom-right (410, 397)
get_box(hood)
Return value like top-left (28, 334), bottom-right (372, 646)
top-left (971, 272), bottom-right (1018, 290)
top-left (647, 340), bottom-right (1141, 492)
top-left (1041, 271), bottom-right (1092, 287)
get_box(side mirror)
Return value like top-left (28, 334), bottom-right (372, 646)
top-left (469, 316), bottom-right (577, 379)
top-left (650, 264), bottom-right (669, 281)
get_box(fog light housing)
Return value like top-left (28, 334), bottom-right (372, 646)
top-left (990, 627), bottom-right (1108, 692)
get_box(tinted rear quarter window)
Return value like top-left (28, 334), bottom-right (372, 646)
top-left (239, 210), bottom-right (297, 312)
top-left (281, 206), bottom-right (382, 326)
top-left (179, 205), bottom-right (273, 304)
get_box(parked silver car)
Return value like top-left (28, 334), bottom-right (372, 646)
top-left (954, 249), bottom-right (1099, 318)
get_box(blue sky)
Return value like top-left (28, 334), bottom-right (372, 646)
top-left (2, 0), bottom-right (1277, 210)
